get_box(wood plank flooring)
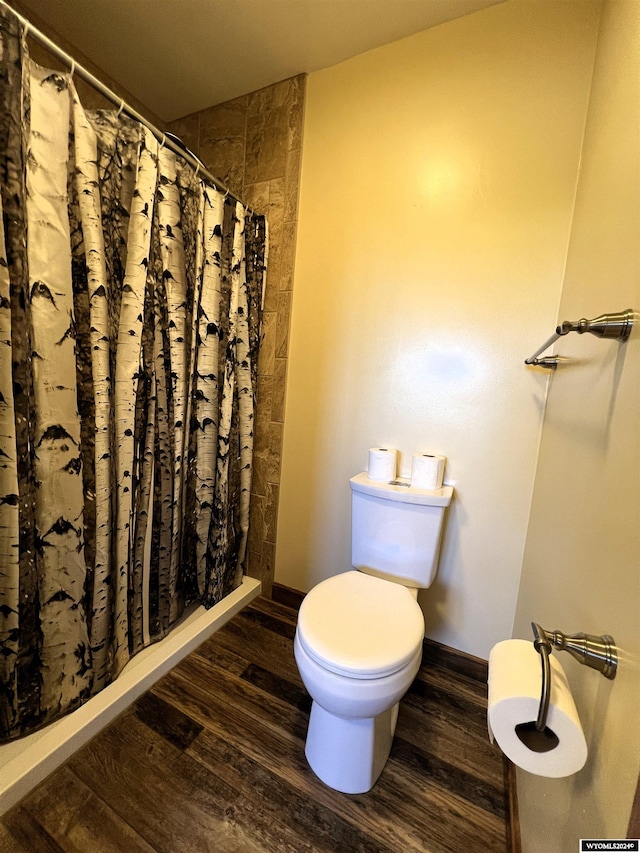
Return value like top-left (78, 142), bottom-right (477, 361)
top-left (0, 595), bottom-right (513, 852)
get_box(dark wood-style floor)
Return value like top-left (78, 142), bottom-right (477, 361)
top-left (0, 595), bottom-right (514, 852)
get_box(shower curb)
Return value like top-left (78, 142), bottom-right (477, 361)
top-left (0, 577), bottom-right (261, 816)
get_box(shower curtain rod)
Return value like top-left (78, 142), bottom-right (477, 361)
top-left (0, 0), bottom-right (248, 209)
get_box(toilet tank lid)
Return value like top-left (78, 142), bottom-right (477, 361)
top-left (350, 472), bottom-right (453, 506)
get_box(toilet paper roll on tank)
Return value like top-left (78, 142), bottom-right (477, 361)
top-left (367, 447), bottom-right (398, 482)
top-left (487, 639), bottom-right (588, 777)
top-left (367, 448), bottom-right (448, 487)
top-left (411, 453), bottom-right (446, 490)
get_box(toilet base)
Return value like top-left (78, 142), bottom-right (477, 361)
top-left (304, 700), bottom-right (399, 794)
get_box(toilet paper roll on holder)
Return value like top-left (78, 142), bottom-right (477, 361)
top-left (515, 623), bottom-right (617, 753)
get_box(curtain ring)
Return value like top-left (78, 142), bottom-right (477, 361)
top-left (69, 59), bottom-right (76, 80)
top-left (116, 99), bottom-right (125, 118)
top-left (159, 132), bottom-right (166, 149)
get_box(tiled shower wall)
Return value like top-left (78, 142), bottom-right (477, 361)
top-left (168, 75), bottom-right (305, 597)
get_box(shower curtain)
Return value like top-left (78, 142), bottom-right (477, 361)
top-left (0, 11), bottom-right (267, 741)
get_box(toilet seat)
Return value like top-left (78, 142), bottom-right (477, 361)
top-left (296, 571), bottom-right (424, 680)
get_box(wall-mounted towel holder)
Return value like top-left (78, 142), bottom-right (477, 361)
top-left (515, 622), bottom-right (617, 753)
top-left (524, 309), bottom-right (634, 368)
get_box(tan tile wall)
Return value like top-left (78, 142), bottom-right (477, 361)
top-left (169, 75), bottom-right (305, 597)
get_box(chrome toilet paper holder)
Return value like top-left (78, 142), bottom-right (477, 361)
top-left (515, 623), bottom-right (617, 753)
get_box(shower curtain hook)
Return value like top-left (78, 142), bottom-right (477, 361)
top-left (194, 162), bottom-right (200, 179)
top-left (116, 99), bottom-right (125, 118)
top-left (21, 21), bottom-right (29, 51)
top-left (69, 59), bottom-right (76, 80)
top-left (159, 132), bottom-right (166, 150)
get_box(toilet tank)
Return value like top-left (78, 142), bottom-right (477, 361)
top-left (350, 472), bottom-right (453, 589)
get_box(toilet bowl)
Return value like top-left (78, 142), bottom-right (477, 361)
top-left (294, 570), bottom-right (425, 794)
top-left (294, 472), bottom-right (453, 794)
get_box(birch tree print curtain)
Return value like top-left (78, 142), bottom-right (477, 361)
top-left (0, 11), bottom-right (267, 741)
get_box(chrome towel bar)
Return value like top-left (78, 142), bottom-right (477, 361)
top-left (525, 309), bottom-right (634, 368)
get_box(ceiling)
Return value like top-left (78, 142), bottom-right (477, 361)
top-left (16, 0), bottom-right (502, 123)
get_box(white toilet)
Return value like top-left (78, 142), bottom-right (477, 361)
top-left (294, 471), bottom-right (453, 794)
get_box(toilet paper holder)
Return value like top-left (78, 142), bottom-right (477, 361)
top-left (518, 623), bottom-right (617, 753)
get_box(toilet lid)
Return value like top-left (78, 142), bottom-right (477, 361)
top-left (296, 571), bottom-right (424, 679)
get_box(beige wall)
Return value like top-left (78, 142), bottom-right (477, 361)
top-left (513, 1), bottom-right (640, 848)
top-left (12, 0), bottom-right (166, 126)
top-left (277, 0), bottom-right (601, 657)
top-left (169, 76), bottom-right (305, 597)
